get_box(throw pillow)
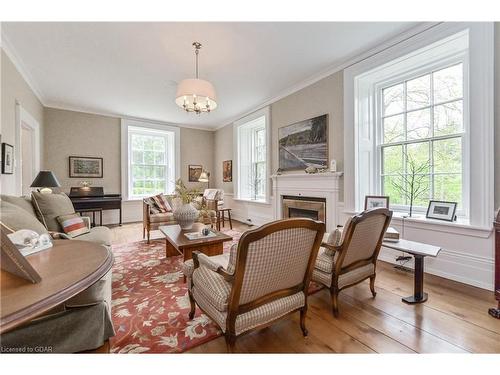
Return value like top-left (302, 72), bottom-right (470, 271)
top-left (31, 192), bottom-right (76, 232)
top-left (57, 213), bottom-right (90, 238)
top-left (323, 217), bottom-right (352, 256)
top-left (144, 197), bottom-right (161, 214)
top-left (151, 194), bottom-right (172, 213)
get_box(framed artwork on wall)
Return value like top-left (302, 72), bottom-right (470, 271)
top-left (2, 142), bottom-right (14, 174)
top-left (278, 114), bottom-right (328, 171)
top-left (223, 160), bottom-right (232, 182)
top-left (188, 164), bottom-right (203, 182)
top-left (69, 156), bottom-right (103, 178)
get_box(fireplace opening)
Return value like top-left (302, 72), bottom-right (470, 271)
top-left (289, 207), bottom-right (319, 221)
top-left (282, 195), bottom-right (326, 223)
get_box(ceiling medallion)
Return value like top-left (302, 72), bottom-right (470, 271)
top-left (175, 42), bottom-right (217, 114)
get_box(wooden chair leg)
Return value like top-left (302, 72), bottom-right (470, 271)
top-left (188, 290), bottom-right (196, 320)
top-left (300, 307), bottom-right (308, 337)
top-left (143, 225), bottom-right (146, 239)
top-left (370, 275), bottom-right (377, 297)
top-left (331, 288), bottom-right (340, 317)
top-left (225, 334), bottom-right (236, 353)
top-left (228, 210), bottom-right (233, 230)
top-left (147, 227), bottom-right (150, 244)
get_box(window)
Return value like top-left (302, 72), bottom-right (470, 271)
top-left (121, 120), bottom-right (179, 200)
top-left (234, 107), bottom-right (270, 202)
top-left (379, 63), bottom-right (465, 210)
top-left (345, 23), bottom-right (494, 228)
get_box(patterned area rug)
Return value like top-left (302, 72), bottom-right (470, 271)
top-left (110, 228), bottom-right (323, 353)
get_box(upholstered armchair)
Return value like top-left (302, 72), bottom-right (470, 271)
top-left (312, 208), bottom-right (392, 317)
top-left (183, 218), bottom-right (325, 352)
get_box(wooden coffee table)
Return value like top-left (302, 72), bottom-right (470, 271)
top-left (159, 223), bottom-right (233, 263)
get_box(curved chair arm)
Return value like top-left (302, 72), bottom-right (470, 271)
top-left (321, 242), bottom-right (341, 254)
top-left (192, 251), bottom-right (235, 282)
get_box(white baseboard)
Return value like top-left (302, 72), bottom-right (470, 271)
top-left (379, 246), bottom-right (494, 291)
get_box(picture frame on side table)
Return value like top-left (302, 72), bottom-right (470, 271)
top-left (365, 195), bottom-right (390, 210)
top-left (69, 156), bottom-right (103, 178)
top-left (188, 164), bottom-right (203, 182)
top-left (426, 200), bottom-right (457, 222)
top-left (1, 142), bottom-right (14, 174)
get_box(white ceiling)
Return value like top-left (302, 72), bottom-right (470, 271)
top-left (2, 22), bottom-right (421, 130)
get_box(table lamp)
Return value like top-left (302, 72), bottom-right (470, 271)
top-left (30, 170), bottom-right (61, 194)
top-left (198, 170), bottom-right (210, 188)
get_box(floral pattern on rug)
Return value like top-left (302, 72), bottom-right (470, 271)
top-left (110, 228), bottom-right (323, 353)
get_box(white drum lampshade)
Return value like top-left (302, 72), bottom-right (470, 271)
top-left (175, 78), bottom-right (217, 113)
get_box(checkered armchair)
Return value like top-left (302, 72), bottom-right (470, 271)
top-left (312, 208), bottom-right (392, 317)
top-left (183, 218), bottom-right (325, 352)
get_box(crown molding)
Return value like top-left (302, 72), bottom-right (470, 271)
top-left (44, 102), bottom-right (216, 132)
top-left (1, 31), bottom-right (46, 105)
top-left (214, 22), bottom-right (441, 131)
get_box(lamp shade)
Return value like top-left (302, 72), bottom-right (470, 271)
top-left (198, 171), bottom-right (210, 183)
top-left (175, 78), bottom-right (217, 112)
top-left (30, 171), bottom-right (61, 188)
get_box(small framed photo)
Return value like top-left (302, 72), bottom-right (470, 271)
top-left (69, 156), bottom-right (103, 178)
top-left (223, 160), bottom-right (232, 182)
top-left (364, 195), bottom-right (390, 210)
top-left (426, 200), bottom-right (457, 222)
top-left (188, 164), bottom-right (203, 182)
top-left (1, 142), bottom-right (14, 174)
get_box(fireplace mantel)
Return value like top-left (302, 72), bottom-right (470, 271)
top-left (271, 172), bottom-right (343, 232)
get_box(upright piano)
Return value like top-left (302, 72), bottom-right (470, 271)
top-left (69, 187), bottom-right (122, 226)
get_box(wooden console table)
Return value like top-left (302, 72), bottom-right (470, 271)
top-left (0, 240), bottom-right (114, 334)
top-left (490, 209), bottom-right (500, 319)
top-left (382, 239), bottom-right (441, 304)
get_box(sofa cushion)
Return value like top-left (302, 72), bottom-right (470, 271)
top-left (0, 200), bottom-right (48, 234)
top-left (31, 192), bottom-right (76, 232)
top-left (0, 195), bottom-right (37, 217)
top-left (149, 212), bottom-right (176, 223)
top-left (57, 213), bottom-right (91, 238)
top-left (73, 226), bottom-right (111, 246)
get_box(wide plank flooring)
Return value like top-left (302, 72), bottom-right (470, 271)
top-left (110, 221), bottom-right (500, 353)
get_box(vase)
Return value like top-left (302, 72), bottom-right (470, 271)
top-left (173, 203), bottom-right (199, 230)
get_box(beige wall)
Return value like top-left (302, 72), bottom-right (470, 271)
top-left (271, 71), bottom-right (344, 199)
top-left (1, 49), bottom-right (44, 195)
top-left (180, 127), bottom-right (214, 190)
top-left (44, 108), bottom-right (121, 193)
top-left (213, 123), bottom-right (234, 194)
top-left (213, 70), bottom-right (344, 200)
top-left (43, 107), bottom-right (214, 195)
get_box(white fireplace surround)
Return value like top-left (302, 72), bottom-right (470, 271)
top-left (271, 172), bottom-right (343, 233)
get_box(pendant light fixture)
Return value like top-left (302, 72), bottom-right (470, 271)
top-left (175, 42), bottom-right (217, 114)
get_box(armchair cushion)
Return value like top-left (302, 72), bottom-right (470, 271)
top-left (312, 262), bottom-right (375, 289)
top-left (315, 247), bottom-right (335, 273)
top-left (192, 266), bottom-right (232, 311)
top-left (192, 287), bottom-right (305, 335)
top-left (183, 243), bottom-right (238, 280)
top-left (149, 212), bottom-right (175, 223)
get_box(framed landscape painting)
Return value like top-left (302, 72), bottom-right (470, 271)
top-left (223, 160), bottom-right (232, 182)
top-left (1, 142), bottom-right (14, 174)
top-left (69, 156), bottom-right (103, 178)
top-left (278, 114), bottom-right (328, 171)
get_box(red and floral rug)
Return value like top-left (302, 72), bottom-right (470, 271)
top-left (109, 228), bottom-right (323, 353)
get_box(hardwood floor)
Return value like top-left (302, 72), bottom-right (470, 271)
top-left (110, 221), bottom-right (500, 353)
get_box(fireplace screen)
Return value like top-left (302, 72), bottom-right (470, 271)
top-left (282, 195), bottom-right (326, 223)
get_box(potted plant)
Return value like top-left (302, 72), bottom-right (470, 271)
top-left (172, 179), bottom-right (200, 229)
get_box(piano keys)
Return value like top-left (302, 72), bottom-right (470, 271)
top-left (69, 187), bottom-right (122, 226)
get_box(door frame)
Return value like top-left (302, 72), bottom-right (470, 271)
top-left (15, 101), bottom-right (40, 195)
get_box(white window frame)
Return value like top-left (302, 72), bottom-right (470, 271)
top-left (233, 106), bottom-right (271, 204)
top-left (374, 56), bottom-right (469, 217)
top-left (344, 22), bottom-right (494, 229)
top-left (121, 119), bottom-right (180, 201)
